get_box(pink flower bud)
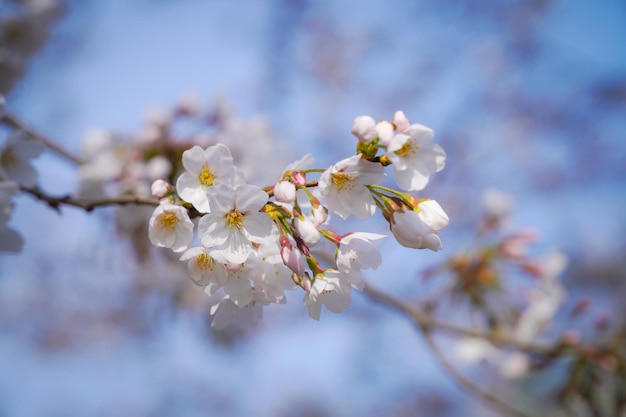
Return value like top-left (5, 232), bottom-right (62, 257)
top-left (312, 205), bottom-right (328, 227)
top-left (291, 171), bottom-right (306, 186)
top-left (392, 110), bottom-right (410, 132)
top-left (375, 120), bottom-right (395, 146)
top-left (151, 179), bottom-right (171, 197)
top-left (280, 244), bottom-right (306, 277)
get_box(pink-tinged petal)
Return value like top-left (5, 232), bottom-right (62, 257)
top-left (376, 121), bottom-right (395, 146)
top-left (392, 111), bottom-right (410, 132)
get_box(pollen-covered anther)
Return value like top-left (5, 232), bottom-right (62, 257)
top-left (156, 212), bottom-right (179, 231)
top-left (226, 210), bottom-right (245, 229)
top-left (395, 138), bottom-right (418, 157)
top-left (199, 163), bottom-right (215, 186)
top-left (331, 172), bottom-right (355, 191)
top-left (196, 253), bottom-right (214, 270)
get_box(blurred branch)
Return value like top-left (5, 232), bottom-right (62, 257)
top-left (22, 186), bottom-right (159, 212)
top-left (1, 110), bottom-right (84, 164)
top-left (363, 283), bottom-right (555, 355)
top-left (363, 282), bottom-right (552, 417)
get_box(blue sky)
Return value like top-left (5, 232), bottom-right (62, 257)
top-left (2, 1), bottom-right (626, 415)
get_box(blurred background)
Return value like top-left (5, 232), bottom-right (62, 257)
top-left (1, 0), bottom-right (625, 416)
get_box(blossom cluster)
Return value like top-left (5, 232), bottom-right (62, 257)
top-left (0, 130), bottom-right (43, 252)
top-left (148, 111), bottom-right (450, 327)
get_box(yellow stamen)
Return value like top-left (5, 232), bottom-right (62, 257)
top-left (157, 212), bottom-right (178, 231)
top-left (331, 172), bottom-right (354, 191)
top-left (199, 163), bottom-right (215, 186)
top-left (196, 253), bottom-right (213, 271)
top-left (226, 210), bottom-right (244, 229)
top-left (395, 138), bottom-right (418, 157)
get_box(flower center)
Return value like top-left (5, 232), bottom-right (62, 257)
top-left (157, 212), bottom-right (178, 231)
top-left (331, 172), bottom-right (354, 191)
top-left (199, 163), bottom-right (215, 186)
top-left (196, 253), bottom-right (214, 270)
top-left (395, 138), bottom-right (418, 157)
top-left (226, 210), bottom-right (245, 229)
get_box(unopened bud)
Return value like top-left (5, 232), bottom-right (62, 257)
top-left (151, 179), bottom-right (172, 197)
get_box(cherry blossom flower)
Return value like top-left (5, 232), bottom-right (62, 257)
top-left (209, 296), bottom-right (263, 330)
top-left (148, 203), bottom-right (194, 252)
top-left (336, 232), bottom-right (386, 289)
top-left (180, 247), bottom-right (228, 288)
top-left (0, 132), bottom-right (43, 187)
top-left (386, 119), bottom-right (445, 191)
top-left (390, 199), bottom-right (449, 251)
top-left (318, 154), bottom-right (385, 220)
top-left (303, 270), bottom-right (352, 320)
top-left (176, 144), bottom-right (242, 213)
top-left (198, 184), bottom-right (275, 264)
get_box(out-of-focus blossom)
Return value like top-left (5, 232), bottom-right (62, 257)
top-left (0, 132), bottom-right (43, 187)
top-left (0, 180), bottom-right (22, 252)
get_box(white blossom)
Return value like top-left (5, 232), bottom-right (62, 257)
top-left (318, 154), bottom-right (385, 220)
top-left (303, 270), bottom-right (352, 320)
top-left (386, 123), bottom-right (445, 191)
top-left (176, 144), bottom-right (242, 213)
top-left (198, 184), bottom-right (275, 264)
top-left (336, 232), bottom-right (386, 289)
top-left (148, 203), bottom-right (194, 253)
top-left (180, 247), bottom-right (228, 288)
top-left (390, 200), bottom-right (449, 251)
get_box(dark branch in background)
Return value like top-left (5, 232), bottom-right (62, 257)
top-left (22, 186), bottom-right (159, 212)
top-left (0, 110), bottom-right (84, 165)
top-left (363, 283), bottom-right (553, 417)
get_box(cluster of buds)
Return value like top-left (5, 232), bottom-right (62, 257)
top-left (148, 111), bottom-right (450, 327)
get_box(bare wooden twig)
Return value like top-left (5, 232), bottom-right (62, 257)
top-left (22, 186), bottom-right (159, 212)
top-left (0, 110), bottom-right (84, 165)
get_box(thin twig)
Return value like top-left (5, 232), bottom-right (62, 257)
top-left (362, 282), bottom-right (548, 417)
top-left (1, 111), bottom-right (84, 165)
top-left (22, 186), bottom-right (159, 212)
top-left (362, 283), bottom-right (555, 355)
top-left (421, 330), bottom-right (540, 417)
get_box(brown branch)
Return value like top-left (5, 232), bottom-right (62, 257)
top-left (362, 282), bottom-right (553, 417)
top-left (362, 283), bottom-right (555, 355)
top-left (22, 186), bottom-right (159, 212)
top-left (0, 110), bottom-right (84, 165)
top-left (421, 330), bottom-right (542, 417)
